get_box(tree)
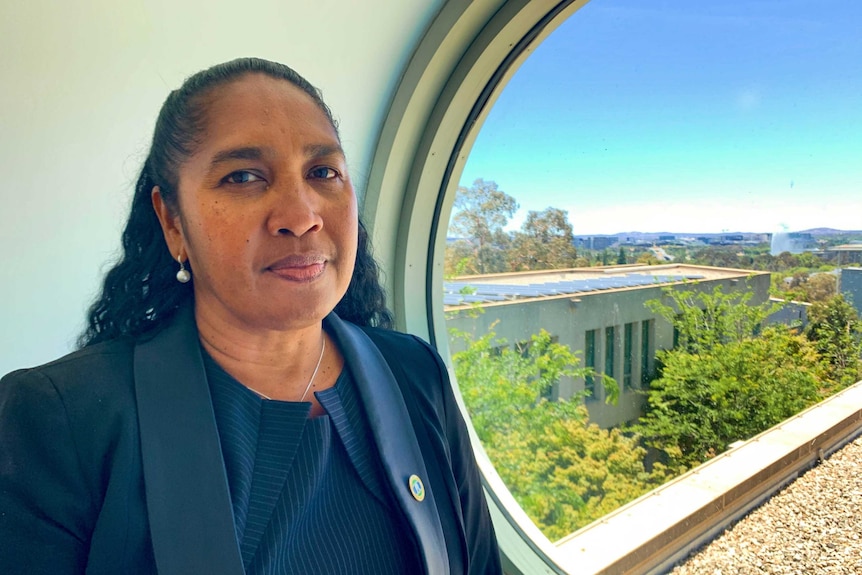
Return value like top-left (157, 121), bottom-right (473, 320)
top-left (690, 246), bottom-right (743, 268)
top-left (617, 247), bottom-right (627, 265)
top-left (798, 273), bottom-right (838, 303)
top-left (636, 252), bottom-right (660, 266)
top-left (508, 207), bottom-right (578, 271)
top-left (775, 251), bottom-right (800, 271)
top-left (451, 326), bottom-right (670, 539)
top-left (600, 249), bottom-right (610, 266)
top-left (448, 178), bottom-right (518, 274)
top-left (638, 285), bottom-right (826, 473)
top-left (773, 271), bottom-right (837, 303)
top-left (805, 294), bottom-right (862, 390)
top-left (444, 241), bottom-right (480, 277)
top-left (634, 326), bottom-right (823, 473)
top-left (752, 251), bottom-right (777, 270)
top-left (645, 284), bottom-right (778, 355)
top-left (797, 252), bottom-right (822, 268)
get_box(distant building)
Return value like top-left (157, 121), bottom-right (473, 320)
top-left (575, 236), bottom-right (617, 251)
top-left (829, 245), bottom-right (862, 266)
top-left (444, 264), bottom-right (771, 428)
top-left (840, 268), bottom-right (862, 316)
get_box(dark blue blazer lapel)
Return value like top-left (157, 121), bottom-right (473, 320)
top-left (134, 306), bottom-right (244, 575)
top-left (324, 313), bottom-right (450, 575)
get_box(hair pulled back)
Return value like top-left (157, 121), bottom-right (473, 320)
top-left (79, 57), bottom-right (391, 347)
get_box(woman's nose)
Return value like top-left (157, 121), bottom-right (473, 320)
top-left (266, 180), bottom-right (323, 237)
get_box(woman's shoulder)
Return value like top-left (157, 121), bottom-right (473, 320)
top-left (359, 326), bottom-right (446, 373)
top-left (358, 326), bottom-right (454, 416)
top-left (1, 337), bottom-right (138, 405)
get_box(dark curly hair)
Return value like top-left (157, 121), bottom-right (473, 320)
top-left (79, 57), bottom-right (392, 347)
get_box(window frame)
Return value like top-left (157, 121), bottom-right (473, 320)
top-left (623, 322), bottom-right (635, 390)
top-left (584, 328), bottom-right (597, 400)
top-left (364, 1), bottom-right (594, 572)
top-left (366, 1), bottom-right (862, 572)
top-left (641, 319), bottom-right (655, 386)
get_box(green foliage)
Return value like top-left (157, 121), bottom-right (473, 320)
top-left (448, 178), bottom-right (518, 274)
top-left (798, 273), bottom-right (838, 302)
top-left (444, 242), bottom-right (484, 277)
top-left (446, 186), bottom-right (584, 275)
top-left (508, 207), bottom-right (578, 271)
top-left (684, 244), bottom-right (844, 274)
top-left (600, 249), bottom-right (610, 266)
top-left (645, 284), bottom-right (777, 354)
top-left (804, 294), bottom-right (862, 390)
top-left (617, 247), bottom-right (627, 265)
top-left (452, 327), bottom-right (668, 540)
top-left (637, 285), bottom-right (826, 473)
top-left (635, 327), bottom-right (823, 473)
top-left (636, 251), bottom-right (660, 265)
top-left (772, 271), bottom-right (838, 303)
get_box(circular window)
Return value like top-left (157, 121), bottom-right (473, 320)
top-left (367, 0), bottom-right (862, 572)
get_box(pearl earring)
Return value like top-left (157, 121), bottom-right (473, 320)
top-left (176, 254), bottom-right (191, 283)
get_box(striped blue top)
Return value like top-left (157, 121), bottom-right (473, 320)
top-left (203, 352), bottom-right (421, 574)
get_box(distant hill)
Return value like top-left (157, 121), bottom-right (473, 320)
top-left (797, 228), bottom-right (862, 236)
top-left (575, 229), bottom-right (862, 239)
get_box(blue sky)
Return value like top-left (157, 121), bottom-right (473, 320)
top-left (458, 0), bottom-right (862, 235)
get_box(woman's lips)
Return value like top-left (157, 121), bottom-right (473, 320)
top-left (267, 255), bottom-right (326, 282)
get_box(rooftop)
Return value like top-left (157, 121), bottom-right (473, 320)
top-left (829, 244), bottom-right (862, 252)
top-left (444, 264), bottom-right (762, 307)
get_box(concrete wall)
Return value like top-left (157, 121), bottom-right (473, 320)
top-left (766, 298), bottom-right (810, 331)
top-left (840, 268), bottom-right (862, 316)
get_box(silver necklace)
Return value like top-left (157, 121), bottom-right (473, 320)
top-left (248, 337), bottom-right (326, 402)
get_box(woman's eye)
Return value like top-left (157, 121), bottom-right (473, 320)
top-left (223, 171), bottom-right (262, 184)
top-left (308, 166), bottom-right (338, 180)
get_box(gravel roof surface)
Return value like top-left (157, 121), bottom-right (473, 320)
top-left (670, 435), bottom-right (862, 575)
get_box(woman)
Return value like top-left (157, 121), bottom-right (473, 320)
top-left (0, 58), bottom-right (500, 574)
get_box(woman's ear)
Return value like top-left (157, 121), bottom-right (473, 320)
top-left (151, 186), bottom-right (185, 258)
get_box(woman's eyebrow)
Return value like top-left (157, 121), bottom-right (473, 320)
top-left (208, 144), bottom-right (343, 168)
top-left (209, 146), bottom-right (266, 168)
top-left (305, 143), bottom-right (345, 160)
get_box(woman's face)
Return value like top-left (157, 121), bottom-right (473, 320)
top-left (154, 73), bottom-right (358, 333)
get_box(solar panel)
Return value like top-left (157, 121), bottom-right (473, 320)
top-left (443, 273), bottom-right (709, 304)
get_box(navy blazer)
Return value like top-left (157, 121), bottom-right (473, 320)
top-left (0, 307), bottom-right (500, 574)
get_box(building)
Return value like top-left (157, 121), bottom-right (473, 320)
top-left (765, 298), bottom-right (809, 331)
top-left (444, 264), bottom-right (771, 429)
top-left (840, 268), bottom-right (862, 316)
top-left (830, 245), bottom-right (862, 266)
top-left (574, 236), bottom-right (618, 251)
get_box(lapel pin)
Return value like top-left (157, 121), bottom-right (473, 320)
top-left (408, 474), bottom-right (425, 502)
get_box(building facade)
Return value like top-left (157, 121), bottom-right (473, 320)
top-left (840, 267), bottom-right (862, 316)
